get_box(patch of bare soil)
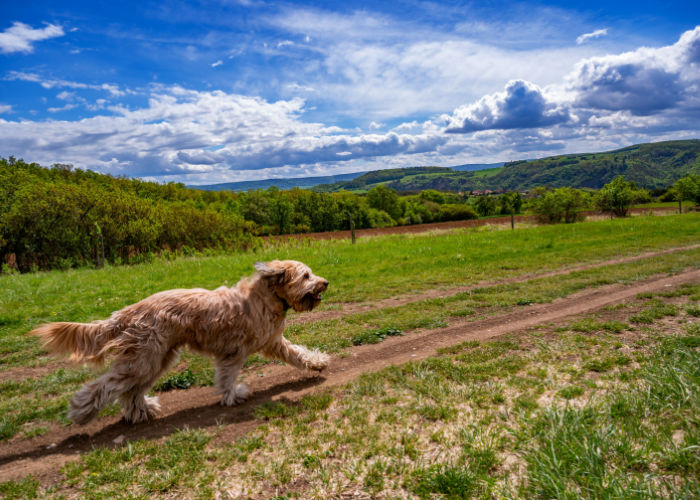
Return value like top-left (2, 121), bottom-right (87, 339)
top-left (1, 268), bottom-right (697, 484)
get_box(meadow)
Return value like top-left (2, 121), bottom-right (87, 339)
top-left (0, 213), bottom-right (698, 498)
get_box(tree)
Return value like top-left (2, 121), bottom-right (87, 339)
top-left (366, 185), bottom-right (401, 221)
top-left (473, 196), bottom-right (498, 217)
top-left (532, 187), bottom-right (586, 224)
top-left (594, 176), bottom-right (648, 218)
top-left (670, 175), bottom-right (700, 213)
top-left (500, 192), bottom-right (522, 229)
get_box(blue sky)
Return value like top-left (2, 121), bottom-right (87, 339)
top-left (1, 1), bottom-right (699, 183)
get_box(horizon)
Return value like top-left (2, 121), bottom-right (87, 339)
top-left (1, 1), bottom-right (699, 185)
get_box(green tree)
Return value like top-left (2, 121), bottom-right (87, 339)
top-left (366, 185), bottom-right (401, 221)
top-left (473, 196), bottom-right (498, 217)
top-left (594, 176), bottom-right (648, 218)
top-left (670, 174), bottom-right (700, 213)
top-left (500, 192), bottom-right (523, 229)
top-left (532, 187), bottom-right (586, 224)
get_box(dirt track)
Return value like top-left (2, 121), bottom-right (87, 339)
top-left (1, 266), bottom-right (698, 483)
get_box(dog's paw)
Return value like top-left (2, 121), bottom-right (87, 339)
top-left (221, 383), bottom-right (250, 406)
top-left (305, 351), bottom-right (331, 371)
top-left (145, 396), bottom-right (161, 416)
top-left (123, 396), bottom-right (161, 424)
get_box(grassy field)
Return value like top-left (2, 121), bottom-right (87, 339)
top-left (0, 213), bottom-right (698, 497)
top-left (3, 278), bottom-right (698, 498)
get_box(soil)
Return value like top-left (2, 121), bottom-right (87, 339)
top-left (1, 267), bottom-right (698, 484)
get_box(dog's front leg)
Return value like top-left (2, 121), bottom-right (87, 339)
top-left (215, 351), bottom-right (249, 406)
top-left (262, 337), bottom-right (330, 371)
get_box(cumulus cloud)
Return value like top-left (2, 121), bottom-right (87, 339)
top-left (0, 104), bottom-right (12, 114)
top-left (0, 86), bottom-right (447, 178)
top-left (0, 22), bottom-right (64, 54)
top-left (445, 80), bottom-right (570, 133)
top-left (569, 26), bottom-right (700, 116)
top-left (576, 28), bottom-right (608, 45)
top-left (444, 26), bottom-right (700, 138)
top-left (267, 7), bottom-right (597, 119)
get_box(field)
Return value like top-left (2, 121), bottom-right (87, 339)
top-left (1, 213), bottom-right (699, 498)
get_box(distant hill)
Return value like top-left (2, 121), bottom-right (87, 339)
top-left (191, 162), bottom-right (504, 192)
top-left (191, 171), bottom-right (366, 191)
top-left (450, 162), bottom-right (506, 171)
top-left (313, 140), bottom-right (700, 193)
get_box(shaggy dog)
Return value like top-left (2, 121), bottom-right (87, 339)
top-left (30, 260), bottom-right (330, 425)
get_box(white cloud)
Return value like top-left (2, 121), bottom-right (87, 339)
top-left (576, 28), bottom-right (608, 45)
top-left (266, 8), bottom-right (604, 120)
top-left (0, 104), bottom-right (12, 114)
top-left (0, 22), bottom-right (64, 54)
top-left (47, 103), bottom-right (77, 113)
top-left (445, 80), bottom-right (570, 133)
top-left (568, 26), bottom-right (700, 116)
top-left (0, 86), bottom-right (447, 180)
top-left (6, 71), bottom-right (127, 96)
top-left (211, 60), bottom-right (223, 67)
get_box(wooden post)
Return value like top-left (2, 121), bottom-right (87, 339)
top-left (510, 210), bottom-right (514, 230)
top-left (349, 215), bottom-right (356, 244)
top-left (95, 222), bottom-right (105, 268)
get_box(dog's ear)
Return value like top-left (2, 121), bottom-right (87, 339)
top-left (254, 261), bottom-right (286, 279)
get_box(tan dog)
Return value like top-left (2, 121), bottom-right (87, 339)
top-left (31, 260), bottom-right (330, 424)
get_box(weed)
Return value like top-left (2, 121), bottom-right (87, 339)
top-left (352, 327), bottom-right (403, 346)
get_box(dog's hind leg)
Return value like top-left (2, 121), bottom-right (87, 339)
top-left (262, 337), bottom-right (330, 371)
top-left (119, 347), bottom-right (180, 424)
top-left (68, 359), bottom-right (144, 425)
top-left (215, 350), bottom-right (249, 406)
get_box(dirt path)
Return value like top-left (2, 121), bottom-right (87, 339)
top-left (1, 268), bottom-right (698, 484)
top-left (4, 242), bottom-right (698, 383)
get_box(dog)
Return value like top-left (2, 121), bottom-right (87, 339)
top-left (30, 260), bottom-right (331, 425)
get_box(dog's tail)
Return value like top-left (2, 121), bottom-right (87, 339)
top-left (29, 321), bottom-right (115, 365)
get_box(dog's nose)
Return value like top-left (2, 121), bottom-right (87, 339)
top-left (322, 280), bottom-right (329, 288)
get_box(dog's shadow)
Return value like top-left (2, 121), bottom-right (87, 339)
top-left (0, 374), bottom-right (325, 469)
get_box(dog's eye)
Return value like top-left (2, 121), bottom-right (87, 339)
top-left (303, 273), bottom-right (310, 280)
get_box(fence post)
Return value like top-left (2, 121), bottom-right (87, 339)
top-left (349, 215), bottom-right (356, 244)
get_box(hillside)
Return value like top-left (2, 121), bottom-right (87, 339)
top-left (191, 171), bottom-right (366, 192)
top-left (314, 140), bottom-right (700, 193)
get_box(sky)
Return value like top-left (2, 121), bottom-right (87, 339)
top-left (0, 1), bottom-right (699, 184)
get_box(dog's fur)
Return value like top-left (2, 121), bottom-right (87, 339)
top-left (30, 260), bottom-right (330, 425)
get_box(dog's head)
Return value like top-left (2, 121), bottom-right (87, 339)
top-left (254, 260), bottom-right (329, 312)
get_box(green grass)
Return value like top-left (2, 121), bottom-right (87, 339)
top-left (2, 214), bottom-right (698, 368)
top-left (0, 217), bottom-right (698, 440)
top-left (7, 285), bottom-right (698, 498)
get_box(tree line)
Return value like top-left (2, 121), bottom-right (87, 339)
top-left (1, 157), bottom-right (697, 273)
top-left (0, 159), bottom-right (478, 272)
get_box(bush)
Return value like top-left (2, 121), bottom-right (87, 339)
top-left (532, 187), bottom-right (586, 224)
top-left (594, 176), bottom-right (649, 217)
top-left (438, 204), bottom-right (478, 221)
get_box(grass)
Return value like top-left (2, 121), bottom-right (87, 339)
top-left (0, 224), bottom-right (698, 440)
top-left (2, 214), bottom-right (698, 368)
top-left (2, 284), bottom-right (698, 497)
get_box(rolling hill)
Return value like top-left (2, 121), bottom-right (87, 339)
top-left (313, 140), bottom-right (700, 193)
